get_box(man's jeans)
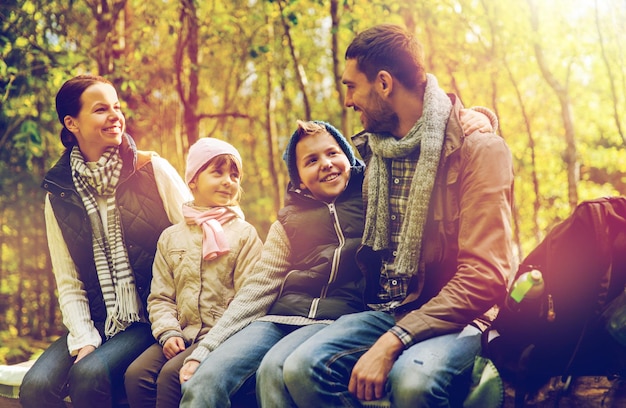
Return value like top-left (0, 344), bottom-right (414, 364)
top-left (283, 311), bottom-right (482, 408)
top-left (180, 321), bottom-right (326, 408)
top-left (19, 322), bottom-right (154, 408)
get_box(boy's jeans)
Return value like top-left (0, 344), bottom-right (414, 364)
top-left (180, 321), bottom-right (326, 408)
top-left (283, 311), bottom-right (481, 408)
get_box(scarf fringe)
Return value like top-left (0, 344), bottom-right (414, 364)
top-left (104, 282), bottom-right (141, 338)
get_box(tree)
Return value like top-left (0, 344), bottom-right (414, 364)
top-left (527, 0), bottom-right (579, 209)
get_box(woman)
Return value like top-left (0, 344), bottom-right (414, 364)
top-left (19, 74), bottom-right (192, 408)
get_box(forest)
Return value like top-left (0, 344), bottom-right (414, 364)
top-left (1, 0), bottom-right (625, 364)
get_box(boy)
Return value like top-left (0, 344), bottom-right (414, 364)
top-left (179, 120), bottom-right (367, 407)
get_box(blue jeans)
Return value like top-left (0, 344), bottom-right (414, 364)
top-left (283, 311), bottom-right (482, 408)
top-left (19, 322), bottom-right (154, 408)
top-left (180, 321), bottom-right (326, 408)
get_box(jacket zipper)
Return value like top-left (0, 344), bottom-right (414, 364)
top-left (309, 202), bottom-right (345, 318)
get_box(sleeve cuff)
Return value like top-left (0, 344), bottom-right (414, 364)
top-left (158, 330), bottom-right (183, 347)
top-left (185, 344), bottom-right (210, 365)
top-left (388, 325), bottom-right (414, 348)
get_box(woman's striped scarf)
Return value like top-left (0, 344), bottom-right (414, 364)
top-left (70, 145), bottom-right (140, 338)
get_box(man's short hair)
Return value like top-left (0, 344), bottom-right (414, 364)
top-left (345, 24), bottom-right (427, 92)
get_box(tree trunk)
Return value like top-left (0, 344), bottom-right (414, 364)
top-left (264, 19), bottom-right (283, 214)
top-left (527, 0), bottom-right (578, 208)
top-left (15, 216), bottom-right (24, 336)
top-left (85, 0), bottom-right (127, 75)
top-left (330, 0), bottom-right (348, 138)
top-left (594, 0), bottom-right (625, 145)
top-left (275, 0), bottom-right (311, 120)
top-left (504, 59), bottom-right (542, 249)
top-left (176, 0), bottom-right (200, 147)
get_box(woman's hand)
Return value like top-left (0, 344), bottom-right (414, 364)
top-left (74, 345), bottom-right (96, 364)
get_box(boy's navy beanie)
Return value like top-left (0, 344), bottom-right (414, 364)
top-left (282, 121), bottom-right (357, 187)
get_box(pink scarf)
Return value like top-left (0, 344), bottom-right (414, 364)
top-left (183, 205), bottom-right (238, 260)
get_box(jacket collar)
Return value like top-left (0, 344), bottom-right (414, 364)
top-left (441, 93), bottom-right (464, 161)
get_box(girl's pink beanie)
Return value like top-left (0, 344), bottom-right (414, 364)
top-left (185, 137), bottom-right (242, 184)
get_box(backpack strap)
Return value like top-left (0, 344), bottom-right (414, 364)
top-left (553, 199), bottom-right (616, 377)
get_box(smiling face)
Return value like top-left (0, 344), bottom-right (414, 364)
top-left (190, 155), bottom-right (241, 207)
top-left (295, 131), bottom-right (351, 203)
top-left (63, 82), bottom-right (125, 162)
top-left (342, 59), bottom-right (399, 135)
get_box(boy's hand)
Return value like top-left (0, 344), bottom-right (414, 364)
top-left (180, 360), bottom-right (200, 384)
top-left (163, 336), bottom-right (186, 359)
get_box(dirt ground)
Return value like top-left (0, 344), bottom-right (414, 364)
top-left (503, 376), bottom-right (626, 407)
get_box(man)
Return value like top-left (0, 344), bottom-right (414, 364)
top-left (281, 24), bottom-right (514, 407)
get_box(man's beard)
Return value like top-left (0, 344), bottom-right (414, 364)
top-left (361, 88), bottom-right (399, 135)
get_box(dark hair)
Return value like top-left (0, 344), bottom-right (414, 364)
top-left (345, 24), bottom-right (426, 92)
top-left (55, 74), bottom-right (113, 148)
top-left (194, 154), bottom-right (243, 181)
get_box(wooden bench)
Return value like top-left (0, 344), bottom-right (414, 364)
top-left (3, 360), bottom-right (624, 408)
top-left (0, 361), bottom-right (33, 408)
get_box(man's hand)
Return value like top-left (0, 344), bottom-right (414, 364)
top-left (460, 108), bottom-right (493, 135)
top-left (348, 331), bottom-right (405, 401)
top-left (74, 345), bottom-right (95, 364)
top-left (179, 360), bottom-right (200, 384)
top-left (163, 336), bottom-right (186, 360)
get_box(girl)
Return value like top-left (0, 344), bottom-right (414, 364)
top-left (124, 138), bottom-right (263, 408)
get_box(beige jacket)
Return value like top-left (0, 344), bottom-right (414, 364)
top-left (148, 207), bottom-right (263, 345)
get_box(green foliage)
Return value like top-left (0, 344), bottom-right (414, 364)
top-left (0, 330), bottom-right (47, 365)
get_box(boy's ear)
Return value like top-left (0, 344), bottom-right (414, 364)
top-left (299, 181), bottom-right (307, 190)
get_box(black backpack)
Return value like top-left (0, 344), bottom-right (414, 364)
top-left (483, 196), bottom-right (626, 406)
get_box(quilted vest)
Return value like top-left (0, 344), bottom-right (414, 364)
top-left (41, 137), bottom-right (171, 324)
top-left (268, 165), bottom-right (366, 319)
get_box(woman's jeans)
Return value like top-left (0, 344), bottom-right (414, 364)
top-left (19, 322), bottom-right (154, 408)
top-left (283, 311), bottom-right (482, 408)
top-left (179, 321), bottom-right (326, 408)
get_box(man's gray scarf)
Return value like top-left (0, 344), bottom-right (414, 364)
top-left (70, 146), bottom-right (140, 338)
top-left (363, 74), bottom-right (452, 276)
